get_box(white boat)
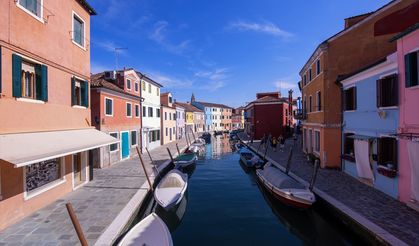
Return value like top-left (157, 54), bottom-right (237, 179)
top-left (118, 213), bottom-right (173, 246)
top-left (256, 162), bottom-right (316, 209)
top-left (154, 169), bottom-right (188, 210)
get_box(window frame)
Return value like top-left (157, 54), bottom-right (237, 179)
top-left (134, 82), bottom-right (139, 92)
top-left (316, 90), bottom-right (321, 111)
top-left (148, 107), bottom-right (153, 117)
top-left (126, 102), bottom-right (132, 118)
top-left (376, 74), bottom-right (398, 108)
top-left (72, 11), bottom-right (86, 50)
top-left (142, 106), bottom-right (146, 117)
top-left (405, 51), bottom-right (419, 88)
top-left (126, 79), bottom-right (131, 90)
top-left (109, 132), bottom-right (119, 152)
top-left (343, 133), bottom-right (355, 162)
top-left (104, 97), bottom-right (113, 117)
top-left (343, 86), bottom-right (357, 111)
top-left (16, 0), bottom-right (44, 23)
top-left (377, 137), bottom-right (398, 167)
top-left (131, 130), bottom-right (138, 147)
top-left (316, 59), bottom-right (321, 75)
top-left (134, 104), bottom-right (140, 118)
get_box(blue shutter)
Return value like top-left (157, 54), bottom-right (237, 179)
top-left (41, 65), bottom-right (48, 101)
top-left (71, 77), bottom-right (76, 105)
top-left (35, 64), bottom-right (42, 100)
top-left (12, 54), bottom-right (22, 98)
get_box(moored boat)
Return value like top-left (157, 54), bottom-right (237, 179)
top-left (256, 162), bottom-right (315, 209)
top-left (174, 153), bottom-right (198, 167)
top-left (239, 149), bottom-right (264, 168)
top-left (154, 169), bottom-right (188, 210)
top-left (118, 213), bottom-right (173, 246)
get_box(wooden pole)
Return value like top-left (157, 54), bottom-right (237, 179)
top-left (186, 132), bottom-right (191, 147)
top-left (192, 130), bottom-right (196, 142)
top-left (176, 143), bottom-right (181, 155)
top-left (66, 203), bottom-right (88, 246)
top-left (145, 147), bottom-right (154, 165)
top-left (167, 148), bottom-right (174, 162)
top-left (309, 159), bottom-right (320, 191)
top-left (285, 147), bottom-right (293, 174)
top-left (136, 147), bottom-right (153, 192)
top-left (263, 135), bottom-right (271, 160)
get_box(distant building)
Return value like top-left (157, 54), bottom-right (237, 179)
top-left (244, 92), bottom-right (289, 140)
top-left (174, 103), bottom-right (185, 140)
top-left (191, 94), bottom-right (232, 132)
top-left (91, 69), bottom-right (142, 167)
top-left (160, 92), bottom-right (176, 145)
top-left (221, 107), bottom-right (233, 131)
top-left (139, 73), bottom-right (163, 151)
top-left (175, 102), bottom-right (203, 136)
top-left (232, 107), bottom-right (245, 129)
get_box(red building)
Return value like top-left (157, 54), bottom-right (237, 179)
top-left (244, 92), bottom-right (289, 140)
top-left (90, 69), bottom-right (142, 167)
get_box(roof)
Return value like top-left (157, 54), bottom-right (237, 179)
top-left (195, 101), bottom-right (232, 109)
top-left (77, 0), bottom-right (97, 15)
top-left (136, 71), bottom-right (164, 88)
top-left (90, 72), bottom-right (143, 99)
top-left (390, 23), bottom-right (419, 42)
top-left (175, 102), bottom-right (203, 113)
top-left (375, 1), bottom-right (419, 36)
top-left (300, 0), bottom-right (400, 74)
top-left (336, 57), bottom-right (387, 83)
top-left (245, 96), bottom-right (288, 108)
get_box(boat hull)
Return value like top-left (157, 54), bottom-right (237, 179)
top-left (154, 170), bottom-right (188, 210)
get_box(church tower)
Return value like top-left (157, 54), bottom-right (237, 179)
top-left (191, 93), bottom-right (196, 102)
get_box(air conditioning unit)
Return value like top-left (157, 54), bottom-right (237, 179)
top-left (104, 71), bottom-right (116, 80)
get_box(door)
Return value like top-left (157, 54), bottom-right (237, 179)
top-left (73, 153), bottom-right (86, 187)
top-left (121, 132), bottom-right (130, 159)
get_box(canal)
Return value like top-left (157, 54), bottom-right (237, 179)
top-left (133, 135), bottom-right (367, 245)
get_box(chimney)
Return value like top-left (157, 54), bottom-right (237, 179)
top-left (344, 13), bottom-right (372, 29)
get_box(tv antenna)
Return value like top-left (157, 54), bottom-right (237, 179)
top-left (114, 47), bottom-right (127, 70)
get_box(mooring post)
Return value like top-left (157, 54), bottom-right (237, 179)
top-left (145, 147), bottom-right (154, 165)
top-left (167, 147), bottom-right (174, 163)
top-left (186, 133), bottom-right (190, 147)
top-left (257, 134), bottom-right (265, 153)
top-left (309, 159), bottom-right (320, 191)
top-left (285, 147), bottom-right (293, 174)
top-left (66, 203), bottom-right (88, 246)
top-left (263, 135), bottom-right (271, 161)
top-left (136, 147), bottom-right (153, 192)
top-left (176, 143), bottom-right (181, 155)
top-left (192, 130), bottom-right (196, 142)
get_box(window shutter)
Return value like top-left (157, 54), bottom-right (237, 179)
top-left (0, 46), bottom-right (2, 94)
top-left (71, 77), bottom-right (76, 105)
top-left (353, 87), bottom-right (357, 110)
top-left (376, 79), bottom-right (382, 108)
top-left (377, 138), bottom-right (382, 164)
top-left (81, 80), bottom-right (89, 108)
top-left (12, 54), bottom-right (22, 98)
top-left (35, 64), bottom-right (42, 100)
top-left (41, 65), bottom-right (48, 101)
top-left (391, 74), bottom-right (398, 106)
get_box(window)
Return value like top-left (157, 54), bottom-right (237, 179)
top-left (316, 91), bottom-right (321, 111)
top-left (377, 74), bottom-right (398, 107)
top-left (169, 96), bottom-right (173, 103)
top-left (12, 55), bottom-right (48, 101)
top-left (148, 83), bottom-right (151, 93)
top-left (309, 96), bottom-right (312, 112)
top-left (157, 108), bottom-right (160, 117)
top-left (166, 127), bottom-right (168, 136)
top-left (303, 74), bottom-right (307, 86)
top-left (169, 113), bottom-right (172, 120)
top-left (18, 0), bottom-right (42, 19)
top-left (135, 82), bottom-right (139, 92)
top-left (343, 133), bottom-right (355, 159)
top-left (316, 59), bottom-right (321, 75)
top-left (309, 68), bottom-right (312, 81)
top-left (131, 131), bottom-right (137, 146)
top-left (157, 130), bottom-right (160, 141)
top-left (142, 106), bottom-right (146, 117)
top-left (126, 79), bottom-right (131, 90)
top-left (157, 88), bottom-right (160, 96)
top-left (126, 103), bottom-right (132, 117)
top-left (72, 12), bottom-right (85, 48)
top-left (377, 137), bottom-right (397, 167)
top-left (110, 133), bottom-right (118, 151)
top-left (72, 77), bottom-right (88, 107)
top-left (165, 112), bottom-right (167, 120)
top-left (25, 158), bottom-right (64, 196)
top-left (105, 97), bottom-right (113, 116)
top-left (142, 81), bottom-right (146, 91)
top-left (148, 107), bottom-right (153, 117)
top-left (173, 113), bottom-right (176, 120)
top-left (344, 87), bottom-right (357, 111)
top-left (135, 104), bottom-right (140, 117)
top-left (314, 131), bottom-right (320, 152)
top-left (405, 51), bottom-right (418, 88)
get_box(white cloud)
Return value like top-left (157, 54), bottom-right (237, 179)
top-left (147, 72), bottom-right (193, 89)
top-left (91, 62), bottom-right (112, 74)
top-left (149, 21), bottom-right (191, 55)
top-left (273, 75), bottom-right (301, 97)
top-left (227, 21), bottom-right (293, 39)
top-left (194, 68), bottom-right (229, 91)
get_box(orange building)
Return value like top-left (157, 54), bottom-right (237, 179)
top-left (299, 0), bottom-right (415, 168)
top-left (221, 107), bottom-right (233, 131)
top-left (160, 92), bottom-right (176, 145)
top-left (0, 0), bottom-right (117, 230)
top-left (90, 69), bottom-right (142, 167)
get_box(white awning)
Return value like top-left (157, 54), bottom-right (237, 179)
top-left (0, 129), bottom-right (119, 167)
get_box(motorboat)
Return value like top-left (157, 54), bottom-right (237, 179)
top-left (256, 162), bottom-right (316, 209)
top-left (239, 149), bottom-right (264, 168)
top-left (154, 169), bottom-right (188, 210)
top-left (118, 213), bottom-right (173, 246)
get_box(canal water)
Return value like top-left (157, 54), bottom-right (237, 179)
top-left (136, 135), bottom-right (367, 245)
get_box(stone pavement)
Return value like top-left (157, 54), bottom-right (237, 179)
top-left (240, 133), bottom-right (419, 245)
top-left (0, 137), bottom-right (189, 246)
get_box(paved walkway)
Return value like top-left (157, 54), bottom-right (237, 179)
top-left (240, 133), bottom-right (419, 245)
top-left (0, 138), bottom-right (189, 246)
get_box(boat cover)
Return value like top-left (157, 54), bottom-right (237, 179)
top-left (260, 164), bottom-right (305, 189)
top-left (175, 153), bottom-right (196, 161)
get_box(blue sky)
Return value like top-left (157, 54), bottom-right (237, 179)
top-left (89, 0), bottom-right (390, 107)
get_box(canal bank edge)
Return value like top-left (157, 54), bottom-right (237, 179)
top-left (94, 146), bottom-right (188, 246)
top-left (241, 139), bottom-right (408, 246)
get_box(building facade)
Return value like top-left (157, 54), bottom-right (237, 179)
top-left (139, 74), bottom-right (163, 151)
top-left (232, 107), bottom-right (245, 130)
top-left (161, 92), bottom-right (176, 145)
top-left (299, 0), bottom-right (415, 168)
top-left (244, 92), bottom-right (289, 140)
top-left (193, 109), bottom-right (205, 133)
top-left (339, 53), bottom-right (399, 198)
top-left (90, 69), bottom-right (142, 167)
top-left (0, 0), bottom-right (118, 230)
top-left (221, 107), bottom-right (232, 131)
top-left (174, 103), bottom-right (185, 140)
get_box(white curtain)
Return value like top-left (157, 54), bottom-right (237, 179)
top-left (407, 141), bottom-right (419, 201)
top-left (354, 139), bottom-right (374, 180)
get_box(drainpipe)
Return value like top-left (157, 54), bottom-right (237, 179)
top-left (338, 80), bottom-right (344, 171)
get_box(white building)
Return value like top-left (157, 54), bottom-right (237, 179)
top-left (212, 107), bottom-right (222, 131)
top-left (138, 73), bottom-right (163, 151)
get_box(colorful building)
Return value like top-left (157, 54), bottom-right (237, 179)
top-left (232, 107), bottom-right (245, 130)
top-left (193, 108), bottom-right (205, 133)
top-left (90, 69), bottom-right (142, 167)
top-left (221, 107), bottom-right (233, 131)
top-left (244, 92), bottom-right (289, 140)
top-left (139, 73), bottom-right (163, 152)
top-left (175, 102), bottom-right (203, 135)
top-left (0, 0), bottom-right (117, 230)
top-left (191, 95), bottom-right (232, 132)
top-left (174, 102), bottom-right (185, 140)
top-left (160, 92), bottom-right (176, 145)
top-left (298, 0), bottom-right (415, 168)
top-left (338, 53), bottom-right (399, 198)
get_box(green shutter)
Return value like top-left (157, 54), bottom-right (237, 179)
top-left (12, 54), bottom-right (22, 98)
top-left (71, 77), bottom-right (76, 105)
top-left (81, 80), bottom-right (89, 108)
top-left (405, 52), bottom-right (418, 87)
top-left (376, 79), bottom-right (382, 108)
top-left (35, 64), bottom-right (42, 100)
top-left (41, 65), bottom-right (48, 101)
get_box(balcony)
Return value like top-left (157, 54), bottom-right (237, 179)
top-left (294, 109), bottom-right (307, 120)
